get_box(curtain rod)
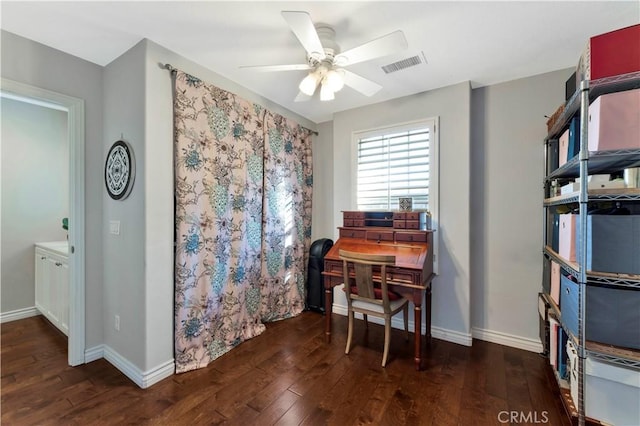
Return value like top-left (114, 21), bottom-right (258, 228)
top-left (162, 63), bottom-right (318, 136)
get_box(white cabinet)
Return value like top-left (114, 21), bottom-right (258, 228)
top-left (35, 242), bottom-right (69, 335)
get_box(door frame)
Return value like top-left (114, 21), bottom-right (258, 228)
top-left (1, 78), bottom-right (86, 366)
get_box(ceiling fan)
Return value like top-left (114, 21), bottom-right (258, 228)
top-left (241, 11), bottom-right (408, 101)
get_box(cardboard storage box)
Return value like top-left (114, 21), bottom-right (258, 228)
top-left (577, 24), bottom-right (640, 82)
top-left (559, 129), bottom-right (570, 167)
top-left (588, 88), bottom-right (640, 152)
top-left (549, 316), bottom-right (559, 369)
top-left (558, 214), bottom-right (577, 262)
top-left (567, 345), bottom-right (640, 426)
top-left (558, 116), bottom-right (581, 167)
top-left (566, 340), bottom-right (579, 405)
top-left (560, 175), bottom-right (625, 195)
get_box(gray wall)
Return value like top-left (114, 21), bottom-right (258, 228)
top-left (311, 120), bottom-right (335, 241)
top-left (102, 40), bottom-right (147, 368)
top-left (470, 68), bottom-right (571, 347)
top-left (331, 82), bottom-right (472, 343)
top-left (1, 98), bottom-right (68, 312)
top-left (1, 30), bottom-right (104, 348)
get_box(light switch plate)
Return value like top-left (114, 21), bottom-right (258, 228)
top-left (109, 220), bottom-right (120, 235)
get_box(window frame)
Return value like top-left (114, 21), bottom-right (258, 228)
top-left (351, 117), bottom-right (439, 273)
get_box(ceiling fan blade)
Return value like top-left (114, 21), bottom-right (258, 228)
top-left (342, 70), bottom-right (382, 97)
top-left (335, 30), bottom-right (407, 66)
top-left (281, 11), bottom-right (326, 60)
top-left (239, 64), bottom-right (311, 72)
top-left (294, 92), bottom-right (312, 102)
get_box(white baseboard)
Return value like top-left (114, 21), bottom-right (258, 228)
top-left (142, 359), bottom-right (175, 388)
top-left (85, 344), bottom-right (174, 388)
top-left (85, 345), bottom-right (105, 363)
top-left (432, 326), bottom-right (473, 346)
top-left (0, 306), bottom-right (39, 323)
top-left (472, 326), bottom-right (543, 353)
top-left (332, 303), bottom-right (472, 347)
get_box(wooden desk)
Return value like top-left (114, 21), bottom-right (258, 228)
top-left (323, 233), bottom-right (435, 370)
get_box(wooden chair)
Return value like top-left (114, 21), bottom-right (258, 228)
top-left (339, 249), bottom-right (409, 367)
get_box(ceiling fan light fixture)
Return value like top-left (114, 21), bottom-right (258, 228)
top-left (325, 69), bottom-right (345, 92)
top-left (320, 82), bottom-right (335, 101)
top-left (299, 72), bottom-right (319, 96)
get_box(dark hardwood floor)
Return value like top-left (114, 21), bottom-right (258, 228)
top-left (1, 312), bottom-right (569, 425)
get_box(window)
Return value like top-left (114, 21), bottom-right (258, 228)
top-left (353, 119), bottom-right (437, 212)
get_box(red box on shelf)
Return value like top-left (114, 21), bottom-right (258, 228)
top-left (577, 24), bottom-right (640, 83)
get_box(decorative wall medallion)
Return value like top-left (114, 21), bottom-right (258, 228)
top-left (105, 140), bottom-right (135, 200)
top-left (399, 197), bottom-right (413, 211)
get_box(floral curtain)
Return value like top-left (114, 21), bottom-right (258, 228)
top-left (173, 70), bottom-right (313, 373)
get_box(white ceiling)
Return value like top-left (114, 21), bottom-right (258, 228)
top-left (2, 1), bottom-right (638, 123)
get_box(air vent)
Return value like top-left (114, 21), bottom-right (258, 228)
top-left (381, 55), bottom-right (423, 74)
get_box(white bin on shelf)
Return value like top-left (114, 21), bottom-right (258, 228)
top-left (568, 342), bottom-right (640, 426)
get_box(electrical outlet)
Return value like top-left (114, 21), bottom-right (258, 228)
top-left (109, 220), bottom-right (120, 235)
top-left (114, 315), bottom-right (120, 331)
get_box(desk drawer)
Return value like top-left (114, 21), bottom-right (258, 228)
top-left (366, 231), bottom-right (394, 242)
top-left (343, 219), bottom-right (365, 227)
top-left (343, 211), bottom-right (365, 219)
top-left (387, 269), bottom-right (416, 283)
top-left (406, 212), bottom-right (421, 220)
top-left (405, 220), bottom-right (420, 230)
top-left (325, 260), bottom-right (343, 275)
top-left (326, 262), bottom-right (418, 285)
top-left (393, 220), bottom-right (406, 229)
top-left (339, 229), bottom-right (366, 239)
top-left (395, 232), bottom-right (427, 243)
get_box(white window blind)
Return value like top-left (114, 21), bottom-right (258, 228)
top-left (356, 126), bottom-right (430, 211)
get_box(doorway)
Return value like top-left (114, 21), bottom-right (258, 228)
top-left (1, 78), bottom-right (86, 366)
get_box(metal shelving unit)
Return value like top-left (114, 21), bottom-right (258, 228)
top-left (544, 188), bottom-right (640, 206)
top-left (542, 72), bottom-right (640, 426)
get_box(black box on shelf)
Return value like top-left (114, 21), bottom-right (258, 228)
top-left (552, 213), bottom-right (560, 252)
top-left (565, 71), bottom-right (577, 101)
top-left (538, 293), bottom-right (550, 356)
top-left (547, 139), bottom-right (559, 173)
top-left (542, 260), bottom-right (551, 295)
top-left (557, 327), bottom-right (570, 380)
